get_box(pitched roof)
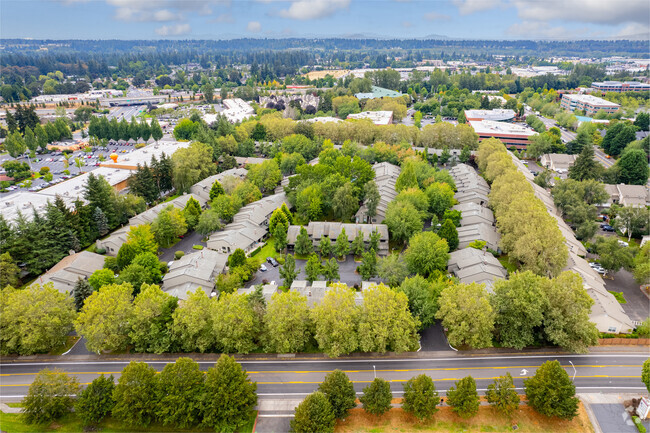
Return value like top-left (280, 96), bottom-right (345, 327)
top-left (38, 251), bottom-right (106, 294)
top-left (448, 247), bottom-right (506, 291)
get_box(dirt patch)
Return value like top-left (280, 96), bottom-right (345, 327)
top-left (336, 402), bottom-right (594, 433)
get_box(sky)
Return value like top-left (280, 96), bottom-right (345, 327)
top-left (1, 0), bottom-right (649, 41)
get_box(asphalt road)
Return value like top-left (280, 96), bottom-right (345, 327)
top-left (0, 353), bottom-right (646, 400)
top-left (105, 105), bottom-right (146, 121)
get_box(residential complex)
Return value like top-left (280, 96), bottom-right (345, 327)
top-left (560, 94), bottom-right (620, 116)
top-left (286, 222), bottom-right (390, 256)
top-left (355, 162), bottom-right (400, 224)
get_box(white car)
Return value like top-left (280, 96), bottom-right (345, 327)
top-left (260, 264), bottom-right (267, 272)
top-left (618, 240), bottom-right (629, 247)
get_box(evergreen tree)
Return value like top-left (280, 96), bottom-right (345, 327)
top-left (305, 254), bottom-right (322, 283)
top-left (322, 257), bottom-right (340, 282)
top-left (183, 196), bottom-right (202, 230)
top-left (291, 391), bottom-right (336, 433)
top-left (318, 370), bottom-right (357, 420)
top-left (93, 207), bottom-right (109, 236)
top-left (402, 374), bottom-right (440, 422)
top-left (351, 232), bottom-right (365, 257)
top-left (295, 226), bottom-right (313, 256)
top-left (524, 360), bottom-right (578, 420)
top-left (446, 376), bottom-right (479, 419)
top-left (438, 219), bottom-right (459, 251)
top-left (459, 145), bottom-right (471, 163)
top-left (358, 249), bottom-right (377, 280)
top-left (0, 252), bottom-right (21, 289)
top-left (486, 373), bottom-right (519, 417)
top-left (273, 224), bottom-right (288, 253)
top-left (150, 118), bottom-right (164, 143)
top-left (568, 145), bottom-right (603, 181)
top-left (319, 236), bottom-right (332, 257)
top-left (75, 375), bottom-right (116, 427)
top-left (360, 377), bottom-right (392, 416)
top-left (209, 180), bottom-right (225, 200)
top-left (280, 202), bottom-right (293, 224)
top-left (369, 229), bottom-right (381, 252)
top-left (73, 278), bottom-right (94, 311)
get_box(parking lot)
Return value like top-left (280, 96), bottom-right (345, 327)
top-left (0, 141), bottom-right (139, 196)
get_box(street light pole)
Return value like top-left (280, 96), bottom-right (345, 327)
top-left (569, 360), bottom-right (576, 381)
top-left (373, 365), bottom-right (376, 379)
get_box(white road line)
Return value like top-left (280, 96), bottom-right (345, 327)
top-left (2, 353), bottom-right (647, 367)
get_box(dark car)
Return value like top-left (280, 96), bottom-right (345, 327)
top-left (600, 224), bottom-right (615, 232)
top-left (266, 257), bottom-right (279, 267)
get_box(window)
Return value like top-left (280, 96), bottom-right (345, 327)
top-left (607, 327), bottom-right (617, 333)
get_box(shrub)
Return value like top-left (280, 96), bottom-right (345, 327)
top-left (135, 143), bottom-right (146, 149)
top-left (250, 246), bottom-right (262, 256)
top-left (192, 245), bottom-right (204, 250)
top-left (95, 247), bottom-right (107, 255)
top-left (174, 251), bottom-right (185, 260)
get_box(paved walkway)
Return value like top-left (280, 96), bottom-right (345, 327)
top-left (0, 403), bottom-right (20, 413)
top-left (580, 393), bottom-right (650, 433)
top-left (158, 231), bottom-right (206, 263)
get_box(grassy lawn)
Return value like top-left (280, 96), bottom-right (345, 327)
top-left (48, 335), bottom-right (80, 356)
top-left (497, 255), bottom-right (519, 274)
top-left (336, 405), bottom-right (594, 433)
top-left (0, 412), bottom-right (256, 433)
top-left (608, 290), bottom-right (627, 304)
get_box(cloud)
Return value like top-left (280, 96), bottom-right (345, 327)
top-left (278, 0), bottom-right (351, 20)
top-left (401, 21), bottom-right (412, 28)
top-left (211, 13), bottom-right (234, 23)
top-left (155, 23), bottom-right (191, 36)
top-left (452, 0), bottom-right (502, 15)
top-left (247, 21), bottom-right (262, 32)
top-left (507, 21), bottom-right (570, 39)
top-left (424, 12), bottom-right (450, 21)
top-left (103, 0), bottom-right (229, 22)
top-left (612, 23), bottom-right (650, 39)
top-left (511, 0), bottom-right (649, 25)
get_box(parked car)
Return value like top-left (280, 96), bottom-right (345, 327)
top-left (260, 264), bottom-right (268, 272)
top-left (266, 257), bottom-right (279, 267)
top-left (600, 224), bottom-right (615, 232)
top-left (618, 240), bottom-right (629, 247)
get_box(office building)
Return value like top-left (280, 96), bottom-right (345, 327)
top-left (560, 94), bottom-right (620, 116)
top-left (591, 81), bottom-right (650, 93)
top-left (468, 120), bottom-right (536, 149)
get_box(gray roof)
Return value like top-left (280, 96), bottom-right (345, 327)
top-left (448, 248), bottom-right (506, 291)
top-left (287, 222), bottom-right (389, 254)
top-left (162, 249), bottom-right (227, 299)
top-left (356, 162), bottom-right (400, 223)
top-left (130, 193), bottom-right (207, 226)
top-left (457, 223), bottom-right (500, 250)
top-left (37, 251), bottom-right (106, 294)
top-left (190, 168), bottom-right (248, 203)
top-left (453, 202), bottom-right (495, 226)
top-left (233, 192), bottom-right (288, 226)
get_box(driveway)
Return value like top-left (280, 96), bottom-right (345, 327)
top-left (604, 269), bottom-right (649, 324)
top-left (420, 321), bottom-right (454, 352)
top-left (158, 231), bottom-right (206, 263)
top-left (245, 255), bottom-right (380, 288)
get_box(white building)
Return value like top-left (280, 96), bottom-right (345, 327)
top-left (347, 111), bottom-right (393, 126)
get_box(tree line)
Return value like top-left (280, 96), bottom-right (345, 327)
top-left (20, 355), bottom-right (256, 432)
top-left (292, 360), bottom-right (582, 432)
top-left (88, 115), bottom-right (163, 143)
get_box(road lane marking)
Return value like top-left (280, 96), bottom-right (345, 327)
top-left (0, 364), bottom-right (640, 377)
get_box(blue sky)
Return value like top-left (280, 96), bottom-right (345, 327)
top-left (1, 0), bottom-right (649, 40)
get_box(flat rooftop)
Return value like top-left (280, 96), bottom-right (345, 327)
top-left (562, 94), bottom-right (620, 107)
top-left (464, 109), bottom-right (516, 121)
top-left (347, 111), bottom-right (393, 125)
top-left (39, 167), bottom-right (132, 200)
top-left (469, 120), bottom-right (537, 136)
top-left (100, 141), bottom-right (190, 170)
top-left (1, 191), bottom-right (78, 223)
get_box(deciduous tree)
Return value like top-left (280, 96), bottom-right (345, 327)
top-left (112, 362), bottom-right (158, 427)
top-left (75, 375), bottom-right (116, 427)
top-left (171, 290), bottom-right (215, 353)
top-left (404, 231), bottom-right (449, 278)
top-left (486, 373), bottom-right (519, 417)
top-left (264, 291), bottom-right (311, 353)
top-left (446, 376), bottom-right (479, 419)
top-left (311, 285), bottom-right (360, 357)
top-left (524, 360), bottom-right (578, 420)
top-left (156, 358), bottom-right (205, 428)
top-left (403, 374), bottom-right (440, 422)
top-left (360, 378), bottom-right (392, 416)
top-left (377, 253), bottom-right (409, 287)
top-left (212, 292), bottom-right (259, 354)
top-left (22, 368), bottom-right (79, 424)
top-left (291, 391), bottom-right (336, 433)
top-left (318, 369), bottom-right (357, 419)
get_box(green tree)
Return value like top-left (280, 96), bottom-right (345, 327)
top-left (129, 284), bottom-right (176, 354)
top-left (359, 283), bottom-right (419, 353)
top-left (436, 283), bottom-right (495, 349)
top-left (88, 268), bottom-right (116, 291)
top-left (247, 160), bottom-right (282, 193)
top-left (116, 242), bottom-right (138, 270)
top-left (151, 118), bottom-right (163, 143)
top-left (24, 127), bottom-right (37, 153)
top-left (404, 231), bottom-right (449, 278)
top-left (438, 218), bottom-right (459, 251)
top-left (568, 145), bottom-right (603, 181)
top-left (614, 206), bottom-right (649, 241)
top-left (156, 358), bottom-right (205, 428)
top-left (183, 196), bottom-right (202, 230)
top-left (425, 182), bottom-right (455, 218)
top-left (264, 291), bottom-right (311, 353)
top-left (0, 252), bottom-right (20, 289)
top-left (524, 360), bottom-right (578, 420)
top-left (384, 201), bottom-right (423, 244)
top-left (269, 208), bottom-right (289, 235)
top-left (311, 285), bottom-right (360, 357)
top-left (398, 275), bottom-right (446, 330)
top-left (279, 254), bottom-right (298, 288)
top-left (351, 232), bottom-right (366, 257)
top-left (171, 142), bottom-right (215, 192)
top-left (334, 228), bottom-right (350, 259)
top-left (459, 145), bottom-right (471, 163)
top-left (333, 183), bottom-right (359, 222)
top-left (209, 180), bottom-right (225, 200)
top-left (196, 209), bottom-right (223, 235)
top-left (318, 369), bottom-right (357, 419)
top-left (1, 283), bottom-right (75, 356)
top-left (377, 253), bottom-right (409, 287)
top-left (152, 205), bottom-right (187, 248)
top-left (295, 226), bottom-right (313, 256)
top-left (212, 292), bottom-right (258, 354)
top-left (75, 283), bottom-right (135, 353)
top-left (322, 257), bottom-right (340, 282)
top-left (212, 194), bottom-right (241, 223)
top-left (642, 359), bottom-right (650, 392)
top-left (75, 375), bottom-right (116, 427)
top-left (304, 254), bottom-right (323, 283)
top-left (396, 162), bottom-right (418, 192)
top-left (273, 224), bottom-right (288, 253)
top-left (22, 368), bottom-right (79, 424)
top-left (171, 290), bottom-right (215, 352)
top-left (492, 272), bottom-right (547, 350)
top-left (402, 374), bottom-right (440, 422)
top-left (633, 243), bottom-right (650, 285)
top-left (594, 236), bottom-right (634, 275)
top-left (360, 377), bottom-right (392, 416)
top-left (486, 373), bottom-right (519, 417)
top-left (358, 249), bottom-right (377, 280)
top-left (617, 148), bottom-right (649, 185)
top-left (112, 362), bottom-right (158, 427)
top-left (319, 236), bottom-right (332, 257)
top-left (202, 355), bottom-right (258, 432)
top-left (363, 180), bottom-right (381, 220)
top-left (291, 391), bottom-right (336, 433)
top-left (73, 278), bottom-right (94, 312)
top-left (446, 376), bottom-right (479, 419)
top-left (228, 248), bottom-right (247, 268)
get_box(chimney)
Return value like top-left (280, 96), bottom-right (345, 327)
top-left (308, 290), bottom-right (312, 297)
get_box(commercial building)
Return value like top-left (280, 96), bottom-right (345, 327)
top-left (100, 141), bottom-right (190, 171)
top-left (36, 251), bottom-right (106, 294)
top-left (355, 162), bottom-right (401, 224)
top-left (162, 249), bottom-right (227, 300)
top-left (99, 95), bottom-right (167, 107)
top-left (347, 111), bottom-right (393, 126)
top-left (286, 222), bottom-right (390, 256)
top-left (560, 94), bottom-right (620, 116)
top-left (464, 109), bottom-right (516, 122)
top-left (355, 86), bottom-right (403, 100)
top-left (468, 120), bottom-right (536, 149)
top-left (222, 98), bottom-right (255, 123)
top-left (1, 191), bottom-right (78, 224)
top-left (591, 81), bottom-right (650, 93)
